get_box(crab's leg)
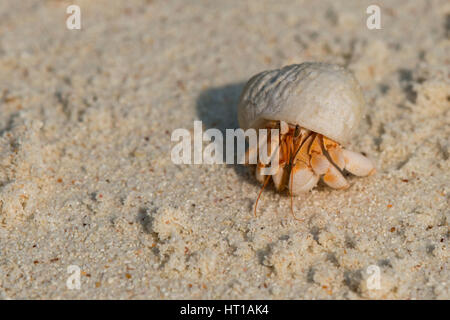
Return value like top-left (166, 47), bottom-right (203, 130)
top-left (254, 123), bottom-right (282, 179)
top-left (279, 120), bottom-right (289, 135)
top-left (290, 162), bottom-right (320, 195)
top-left (322, 165), bottom-right (349, 189)
top-left (293, 127), bottom-right (311, 154)
top-left (253, 120), bottom-right (288, 188)
top-left (273, 129), bottom-right (298, 190)
top-left (322, 137), bottom-right (375, 177)
top-left (244, 143), bottom-right (258, 165)
top-left (322, 136), bottom-right (345, 169)
top-left (272, 136), bottom-right (289, 191)
top-left (289, 134), bottom-right (319, 195)
top-left (272, 166), bottom-right (284, 190)
top-left (245, 129), bottom-right (277, 166)
top-left (310, 135), bottom-right (330, 175)
top-left (341, 149), bottom-right (376, 176)
top-left (309, 135), bottom-right (349, 189)
top-left (254, 128), bottom-right (278, 162)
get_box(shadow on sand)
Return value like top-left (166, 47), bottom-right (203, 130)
top-left (195, 82), bottom-right (329, 197)
top-left (195, 81), bottom-right (260, 188)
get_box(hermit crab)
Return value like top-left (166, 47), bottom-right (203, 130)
top-left (238, 62), bottom-right (375, 218)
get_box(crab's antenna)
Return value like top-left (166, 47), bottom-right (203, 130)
top-left (254, 174), bottom-right (270, 217)
top-left (290, 167), bottom-right (295, 217)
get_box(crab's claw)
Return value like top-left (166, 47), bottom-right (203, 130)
top-left (310, 149), bottom-right (349, 190)
top-left (341, 149), bottom-right (376, 176)
top-left (289, 162), bottom-right (319, 195)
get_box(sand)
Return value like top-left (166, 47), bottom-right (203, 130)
top-left (0, 0), bottom-right (449, 299)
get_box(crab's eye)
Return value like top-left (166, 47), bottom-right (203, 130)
top-left (293, 125), bottom-right (301, 138)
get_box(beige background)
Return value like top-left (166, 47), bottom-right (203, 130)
top-left (0, 0), bottom-right (449, 299)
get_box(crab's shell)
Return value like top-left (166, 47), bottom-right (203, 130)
top-left (238, 62), bottom-right (365, 144)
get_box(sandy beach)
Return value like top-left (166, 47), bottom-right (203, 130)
top-left (0, 0), bottom-right (449, 299)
